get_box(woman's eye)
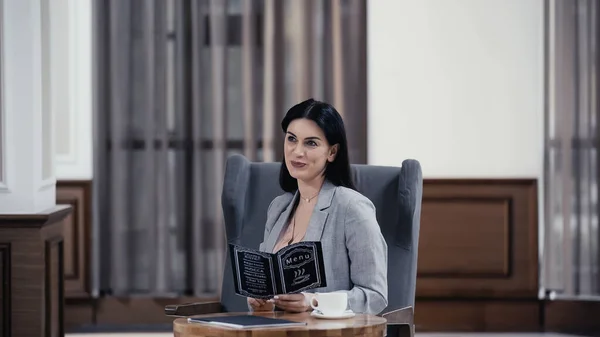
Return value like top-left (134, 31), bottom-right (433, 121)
top-left (287, 136), bottom-right (296, 142)
top-left (306, 140), bottom-right (317, 147)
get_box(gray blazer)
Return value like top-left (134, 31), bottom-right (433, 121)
top-left (259, 180), bottom-right (389, 315)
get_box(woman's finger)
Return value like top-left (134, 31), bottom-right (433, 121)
top-left (274, 294), bottom-right (304, 302)
top-left (276, 302), bottom-right (306, 313)
top-left (275, 299), bottom-right (305, 310)
top-left (249, 298), bottom-right (275, 312)
top-left (248, 298), bottom-right (266, 308)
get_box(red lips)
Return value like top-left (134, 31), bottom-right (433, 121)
top-left (291, 160), bottom-right (307, 168)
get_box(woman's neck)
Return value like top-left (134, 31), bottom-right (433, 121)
top-left (297, 176), bottom-right (325, 202)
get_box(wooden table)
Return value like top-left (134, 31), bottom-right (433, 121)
top-left (173, 311), bottom-right (388, 337)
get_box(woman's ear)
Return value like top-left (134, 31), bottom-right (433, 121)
top-left (328, 144), bottom-right (339, 162)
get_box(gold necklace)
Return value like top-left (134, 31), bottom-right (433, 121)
top-left (300, 192), bottom-right (319, 203)
top-left (289, 190), bottom-right (319, 245)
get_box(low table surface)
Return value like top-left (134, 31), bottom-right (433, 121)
top-left (173, 311), bottom-right (387, 337)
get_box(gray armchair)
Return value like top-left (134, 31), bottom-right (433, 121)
top-left (166, 154), bottom-right (423, 337)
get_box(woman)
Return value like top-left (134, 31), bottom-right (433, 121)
top-left (247, 98), bottom-right (388, 315)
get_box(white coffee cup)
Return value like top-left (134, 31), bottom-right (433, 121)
top-left (309, 292), bottom-right (348, 316)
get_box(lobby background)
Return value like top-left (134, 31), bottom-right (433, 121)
top-left (3, 0), bottom-right (594, 333)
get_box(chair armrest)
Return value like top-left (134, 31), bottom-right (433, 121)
top-left (381, 306), bottom-right (413, 325)
top-left (164, 301), bottom-right (223, 317)
top-left (381, 306), bottom-right (414, 337)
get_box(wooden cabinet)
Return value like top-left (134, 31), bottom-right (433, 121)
top-left (0, 206), bottom-right (71, 337)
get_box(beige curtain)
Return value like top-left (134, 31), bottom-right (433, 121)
top-left (93, 0), bottom-right (367, 297)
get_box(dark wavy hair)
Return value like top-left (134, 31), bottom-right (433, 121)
top-left (279, 98), bottom-right (356, 193)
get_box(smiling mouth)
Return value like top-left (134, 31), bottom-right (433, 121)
top-left (291, 161), bottom-right (307, 168)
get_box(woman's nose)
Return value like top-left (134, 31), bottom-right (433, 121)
top-left (292, 144), bottom-right (305, 156)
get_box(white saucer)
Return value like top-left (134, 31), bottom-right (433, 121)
top-left (310, 310), bottom-right (355, 319)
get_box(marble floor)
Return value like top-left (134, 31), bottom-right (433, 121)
top-left (68, 334), bottom-right (169, 337)
top-left (68, 335), bottom-right (169, 337)
top-left (65, 332), bottom-right (582, 337)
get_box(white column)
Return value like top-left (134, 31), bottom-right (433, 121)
top-left (54, 0), bottom-right (93, 180)
top-left (0, 0), bottom-right (56, 213)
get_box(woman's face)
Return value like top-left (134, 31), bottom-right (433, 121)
top-left (284, 118), bottom-right (338, 183)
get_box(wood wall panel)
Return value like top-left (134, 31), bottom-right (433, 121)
top-left (57, 181), bottom-right (92, 299)
top-left (64, 301), bottom-right (95, 331)
top-left (419, 197), bottom-right (510, 277)
top-left (0, 244), bottom-right (11, 337)
top-left (55, 177), bottom-right (600, 335)
top-left (95, 298), bottom-right (215, 326)
top-left (45, 238), bottom-right (64, 337)
top-left (414, 300), bottom-right (541, 332)
top-left (417, 179), bottom-right (538, 299)
top-left (543, 300), bottom-right (600, 334)
top-left (62, 178), bottom-right (545, 333)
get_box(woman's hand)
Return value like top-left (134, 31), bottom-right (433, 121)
top-left (272, 294), bottom-right (311, 313)
top-left (247, 297), bottom-right (275, 312)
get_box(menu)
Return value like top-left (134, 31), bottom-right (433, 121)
top-left (228, 241), bottom-right (327, 299)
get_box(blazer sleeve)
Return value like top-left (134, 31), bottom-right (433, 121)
top-left (337, 197), bottom-right (388, 315)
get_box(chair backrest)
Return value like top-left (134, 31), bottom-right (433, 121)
top-left (219, 154), bottom-right (423, 314)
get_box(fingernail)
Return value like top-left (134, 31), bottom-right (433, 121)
top-left (273, 296), bottom-right (279, 299)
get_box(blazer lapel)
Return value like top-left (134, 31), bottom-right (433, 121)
top-left (263, 192), bottom-right (297, 253)
top-left (303, 180), bottom-right (337, 242)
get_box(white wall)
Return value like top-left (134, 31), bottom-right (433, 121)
top-left (52, 0), bottom-right (93, 180)
top-left (367, 0), bottom-right (544, 179)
